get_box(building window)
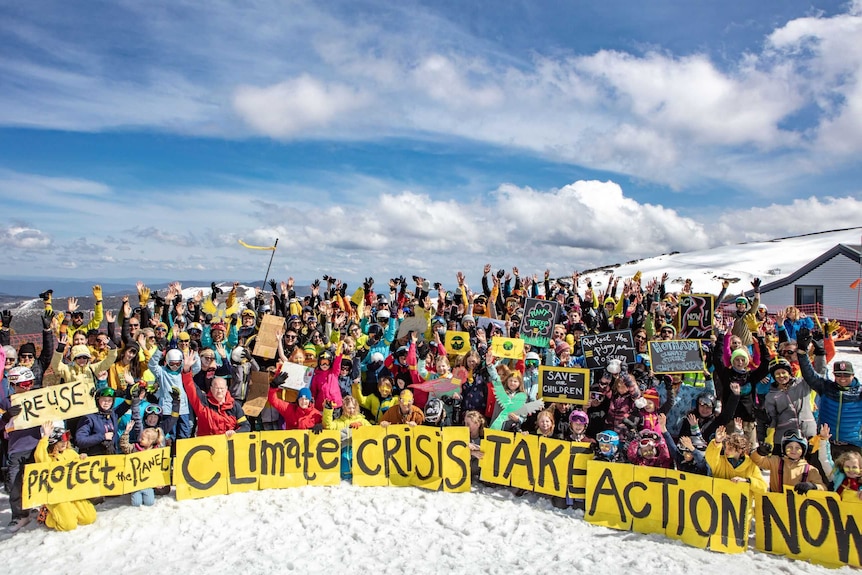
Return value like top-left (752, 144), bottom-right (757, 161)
top-left (795, 285), bottom-right (823, 306)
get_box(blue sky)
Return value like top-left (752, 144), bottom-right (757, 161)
top-left (2, 0), bottom-right (862, 288)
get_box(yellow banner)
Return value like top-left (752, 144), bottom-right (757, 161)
top-left (490, 336), bottom-right (524, 360)
top-left (9, 380), bottom-right (97, 430)
top-left (444, 331), bottom-right (471, 355)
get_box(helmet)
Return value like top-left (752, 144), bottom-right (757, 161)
top-left (781, 431), bottom-right (808, 457)
top-left (165, 349), bottom-right (184, 365)
top-left (696, 392), bottom-right (716, 410)
top-left (769, 358), bottom-right (792, 379)
top-left (367, 324), bottom-right (383, 339)
top-left (95, 387), bottom-right (116, 399)
top-left (639, 430), bottom-right (661, 445)
top-left (735, 296), bottom-right (749, 306)
top-left (47, 427), bottom-right (71, 447)
top-left (424, 398), bottom-right (445, 424)
top-left (318, 351), bottom-right (333, 365)
top-left (377, 309), bottom-right (391, 320)
top-left (596, 430), bottom-right (619, 447)
top-left (606, 359), bottom-right (622, 375)
top-left (568, 409), bottom-right (588, 426)
top-left (7, 366), bottom-right (35, 390)
top-left (231, 346), bottom-right (246, 363)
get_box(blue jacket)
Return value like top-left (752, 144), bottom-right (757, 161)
top-left (149, 349), bottom-right (190, 416)
top-left (76, 409), bottom-right (120, 455)
top-left (799, 353), bottom-right (862, 447)
top-left (782, 316), bottom-right (814, 342)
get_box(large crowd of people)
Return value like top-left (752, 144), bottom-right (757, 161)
top-left (0, 268), bottom-right (859, 533)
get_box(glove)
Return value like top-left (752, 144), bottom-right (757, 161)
top-left (349, 421), bottom-right (363, 429)
top-left (812, 337), bottom-right (826, 356)
top-left (205, 313), bottom-right (213, 323)
top-left (496, 269), bottom-right (505, 279)
top-left (756, 443), bottom-right (772, 456)
top-left (139, 286), bottom-right (151, 306)
top-left (340, 283), bottom-right (348, 297)
top-left (744, 314), bottom-right (761, 332)
top-left (0, 310), bottom-right (12, 329)
top-left (269, 279), bottom-right (278, 293)
top-left (170, 386), bottom-right (181, 401)
top-left (128, 382), bottom-right (141, 398)
top-left (796, 327), bottom-right (811, 352)
top-left (92, 285), bottom-right (103, 300)
top-left (323, 399), bottom-right (335, 410)
top-left (271, 372), bottom-right (288, 389)
top-left (0, 405), bottom-right (22, 425)
top-left (752, 277), bottom-right (762, 290)
top-left (825, 319), bottom-right (841, 336)
top-left (39, 289), bottom-right (53, 303)
top-left (41, 310), bottom-right (55, 330)
top-left (242, 347), bottom-right (252, 361)
top-left (311, 423), bottom-right (324, 434)
top-left (417, 341), bottom-right (430, 361)
top-left (794, 482), bottom-right (817, 495)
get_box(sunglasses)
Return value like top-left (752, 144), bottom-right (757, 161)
top-left (19, 353), bottom-right (34, 359)
top-left (129, 323), bottom-right (140, 328)
top-left (201, 355), bottom-right (216, 360)
top-left (285, 334), bottom-right (298, 340)
top-left (779, 350), bottom-right (796, 356)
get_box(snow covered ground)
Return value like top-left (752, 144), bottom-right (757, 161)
top-left (1, 352), bottom-right (859, 574)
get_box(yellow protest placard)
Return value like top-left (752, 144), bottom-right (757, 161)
top-left (304, 430), bottom-right (341, 486)
top-left (568, 442), bottom-right (594, 501)
top-left (665, 470), bottom-right (712, 549)
top-left (533, 436), bottom-right (569, 498)
top-left (708, 477), bottom-right (750, 554)
top-left (441, 426), bottom-right (470, 493)
top-left (480, 429), bottom-right (516, 486)
top-left (122, 448), bottom-right (171, 495)
top-left (9, 380), bottom-right (97, 430)
top-left (174, 435), bottom-right (228, 501)
top-left (384, 426), bottom-right (414, 487)
top-left (412, 426), bottom-right (443, 491)
top-left (352, 425), bottom-right (388, 487)
top-left (630, 466), bottom-right (668, 535)
top-left (257, 430), bottom-right (308, 490)
top-left (444, 331), bottom-right (471, 355)
top-left (584, 460), bottom-right (634, 531)
top-left (490, 337), bottom-right (524, 360)
top-left (226, 433), bottom-right (261, 494)
top-left (507, 433), bottom-right (539, 492)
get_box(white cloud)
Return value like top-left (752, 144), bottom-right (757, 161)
top-left (0, 225), bottom-right (53, 249)
top-left (233, 75), bottom-right (368, 137)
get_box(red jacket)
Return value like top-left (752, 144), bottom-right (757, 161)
top-left (267, 388), bottom-right (322, 430)
top-left (182, 372), bottom-right (250, 436)
top-left (384, 343), bottom-right (428, 408)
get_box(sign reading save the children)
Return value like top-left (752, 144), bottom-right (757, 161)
top-left (581, 330), bottom-right (636, 370)
top-left (538, 366), bottom-right (589, 404)
top-left (648, 339), bottom-right (704, 374)
top-left (9, 379), bottom-right (97, 430)
top-left (519, 298), bottom-right (559, 347)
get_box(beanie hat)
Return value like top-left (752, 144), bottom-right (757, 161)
top-left (659, 324), bottom-right (677, 337)
top-left (210, 321), bottom-right (226, 332)
top-left (461, 314), bottom-right (475, 325)
top-left (298, 388), bottom-right (313, 401)
top-left (555, 342), bottom-right (571, 355)
top-left (18, 342), bottom-right (36, 356)
top-left (642, 388), bottom-right (660, 409)
top-left (730, 348), bottom-right (750, 364)
top-left (833, 361), bottom-right (854, 375)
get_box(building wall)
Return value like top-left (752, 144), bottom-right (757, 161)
top-left (759, 252), bottom-right (862, 320)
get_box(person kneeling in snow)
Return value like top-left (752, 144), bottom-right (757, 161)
top-left (35, 422), bottom-right (97, 531)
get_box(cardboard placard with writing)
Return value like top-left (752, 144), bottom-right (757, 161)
top-left (648, 339), bottom-right (704, 374)
top-left (397, 316), bottom-right (429, 339)
top-left (537, 366), bottom-right (589, 404)
top-left (444, 331), bottom-right (471, 355)
top-left (519, 298), bottom-right (559, 348)
top-left (9, 379), bottom-right (97, 430)
top-left (252, 313), bottom-right (285, 359)
top-left (677, 294), bottom-right (715, 339)
top-left (490, 336), bottom-right (525, 360)
top-left (581, 330), bottom-right (636, 370)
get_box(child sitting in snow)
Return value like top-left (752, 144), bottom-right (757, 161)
top-left (816, 423), bottom-right (862, 501)
top-left (750, 429), bottom-right (826, 494)
top-left (119, 417), bottom-right (166, 507)
top-left (660, 414), bottom-right (711, 476)
top-left (627, 429), bottom-right (672, 469)
top-left (35, 422), bottom-right (97, 531)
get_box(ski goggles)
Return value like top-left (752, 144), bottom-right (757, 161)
top-left (145, 405), bottom-right (163, 416)
top-left (596, 433), bottom-right (617, 444)
top-left (639, 438), bottom-right (657, 447)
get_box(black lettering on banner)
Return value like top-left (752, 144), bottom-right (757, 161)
top-left (415, 434), bottom-right (436, 481)
top-left (761, 491), bottom-right (801, 554)
top-left (74, 459), bottom-right (90, 486)
top-left (356, 437), bottom-right (381, 475)
top-left (248, 438), bottom-right (258, 474)
top-left (383, 434), bottom-right (406, 478)
top-left (538, 441), bottom-right (563, 492)
top-left (302, 433), bottom-right (317, 482)
top-left (260, 439), bottom-right (286, 475)
top-left (799, 498), bottom-right (829, 547)
top-left (443, 440), bottom-right (468, 491)
top-left (181, 445), bottom-right (221, 490)
top-left (485, 433), bottom-right (511, 477)
top-left (826, 497), bottom-right (862, 565)
top-left (503, 440), bottom-right (534, 485)
top-left (623, 482), bottom-right (650, 518)
top-left (567, 444), bottom-right (590, 498)
top-left (689, 490), bottom-right (718, 537)
top-left (22, 398), bottom-right (38, 420)
top-left (70, 381), bottom-right (86, 407)
top-left (228, 436), bottom-right (256, 485)
top-left (649, 475), bottom-right (677, 530)
top-left (316, 438), bottom-right (340, 471)
top-left (588, 467), bottom-right (626, 521)
top-left (720, 492), bottom-right (748, 547)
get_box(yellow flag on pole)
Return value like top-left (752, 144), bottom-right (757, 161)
top-left (238, 239), bottom-right (276, 251)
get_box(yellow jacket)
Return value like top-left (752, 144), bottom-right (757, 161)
top-left (51, 348), bottom-right (117, 387)
top-left (705, 440), bottom-right (767, 493)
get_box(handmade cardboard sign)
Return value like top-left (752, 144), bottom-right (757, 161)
top-left (581, 330), bottom-right (636, 370)
top-left (648, 339), bottom-right (705, 374)
top-left (538, 366), bottom-right (589, 404)
top-left (491, 336), bottom-right (524, 360)
top-left (9, 379), bottom-right (97, 430)
top-left (477, 317), bottom-right (507, 336)
top-left (252, 313), bottom-right (285, 359)
top-left (678, 294), bottom-right (714, 340)
top-left (444, 331), bottom-right (471, 355)
top-left (519, 298), bottom-right (559, 347)
top-left (397, 316), bottom-right (429, 339)
top-left (242, 371), bottom-right (271, 417)
top-left (278, 361), bottom-right (314, 391)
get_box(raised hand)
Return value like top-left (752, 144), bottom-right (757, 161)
top-left (67, 297), bottom-right (79, 313)
top-left (483, 263), bottom-right (491, 276)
